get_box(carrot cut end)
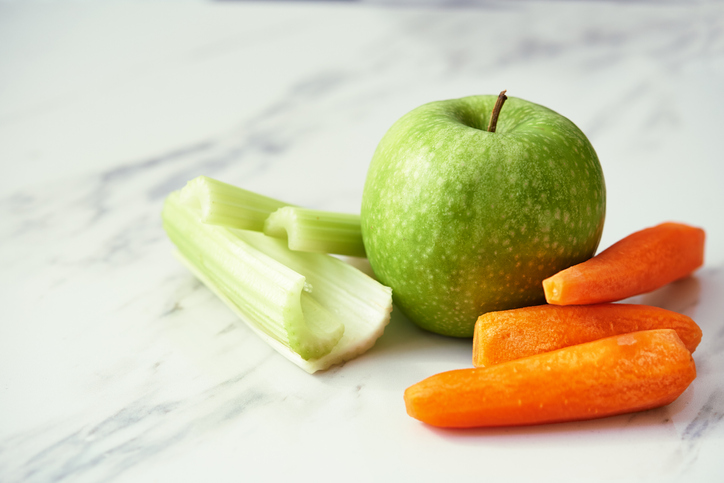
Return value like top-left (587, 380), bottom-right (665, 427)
top-left (542, 277), bottom-right (562, 304)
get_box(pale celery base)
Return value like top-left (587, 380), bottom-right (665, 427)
top-left (174, 249), bottom-right (392, 373)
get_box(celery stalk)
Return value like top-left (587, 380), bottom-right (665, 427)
top-left (179, 176), bottom-right (366, 257)
top-left (162, 191), bottom-right (393, 373)
top-left (179, 175), bottom-right (292, 231)
top-left (263, 207), bottom-right (366, 258)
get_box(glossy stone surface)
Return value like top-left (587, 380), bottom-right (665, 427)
top-left (1, 2), bottom-right (723, 482)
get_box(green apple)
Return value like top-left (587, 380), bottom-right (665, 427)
top-left (360, 94), bottom-right (606, 337)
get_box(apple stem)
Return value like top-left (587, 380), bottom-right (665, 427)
top-left (487, 90), bottom-right (508, 133)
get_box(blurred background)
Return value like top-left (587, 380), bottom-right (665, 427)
top-left (3, 1), bottom-right (723, 251)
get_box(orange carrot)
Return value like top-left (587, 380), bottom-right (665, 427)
top-left (404, 329), bottom-right (695, 428)
top-left (473, 303), bottom-right (702, 367)
top-left (543, 222), bottom-right (705, 305)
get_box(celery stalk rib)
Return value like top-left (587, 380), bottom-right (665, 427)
top-left (263, 207), bottom-right (366, 258)
top-left (180, 176), bottom-right (366, 257)
top-left (162, 191), bottom-right (393, 373)
top-left (179, 176), bottom-right (292, 231)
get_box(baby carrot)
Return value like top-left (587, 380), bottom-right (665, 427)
top-left (543, 222), bottom-right (705, 305)
top-left (473, 303), bottom-right (702, 367)
top-left (404, 329), bottom-right (696, 428)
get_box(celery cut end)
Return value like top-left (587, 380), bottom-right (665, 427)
top-left (292, 294), bottom-right (345, 360)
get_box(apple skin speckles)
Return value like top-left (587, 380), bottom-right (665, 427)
top-left (361, 95), bottom-right (606, 338)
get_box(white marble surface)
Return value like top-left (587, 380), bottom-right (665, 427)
top-left (2, 1), bottom-right (724, 481)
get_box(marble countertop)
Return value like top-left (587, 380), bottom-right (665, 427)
top-left (2, 1), bottom-right (723, 481)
